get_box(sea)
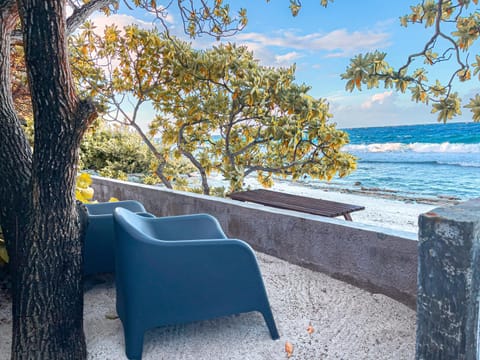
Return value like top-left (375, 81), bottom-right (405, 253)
top-left (299, 122), bottom-right (480, 202)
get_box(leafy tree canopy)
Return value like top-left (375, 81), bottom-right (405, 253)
top-left (71, 25), bottom-right (356, 195)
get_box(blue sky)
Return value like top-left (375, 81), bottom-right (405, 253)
top-left (90, 1), bottom-right (479, 129)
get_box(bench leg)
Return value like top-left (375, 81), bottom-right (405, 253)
top-left (344, 213), bottom-right (353, 221)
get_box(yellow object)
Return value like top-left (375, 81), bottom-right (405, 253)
top-left (76, 173), bottom-right (95, 203)
top-left (0, 239), bottom-right (8, 264)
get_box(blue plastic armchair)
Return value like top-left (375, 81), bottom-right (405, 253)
top-left (113, 208), bottom-right (279, 360)
top-left (83, 200), bottom-right (152, 275)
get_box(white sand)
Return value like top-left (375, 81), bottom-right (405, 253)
top-left (0, 253), bottom-right (416, 359)
top-left (0, 188), bottom-right (431, 359)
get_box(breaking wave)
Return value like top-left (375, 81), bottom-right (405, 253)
top-left (344, 142), bottom-right (480, 153)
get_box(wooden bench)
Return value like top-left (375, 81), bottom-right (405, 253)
top-left (229, 189), bottom-right (365, 221)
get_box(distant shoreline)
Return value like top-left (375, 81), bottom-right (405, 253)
top-left (276, 178), bottom-right (462, 206)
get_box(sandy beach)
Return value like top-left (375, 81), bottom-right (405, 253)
top-left (0, 187), bottom-right (443, 359)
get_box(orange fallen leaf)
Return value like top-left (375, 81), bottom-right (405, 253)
top-left (285, 341), bottom-right (294, 358)
top-left (307, 324), bottom-right (314, 334)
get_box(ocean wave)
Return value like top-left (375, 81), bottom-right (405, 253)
top-left (437, 161), bottom-right (480, 168)
top-left (360, 160), bottom-right (480, 168)
top-left (344, 142), bottom-right (480, 153)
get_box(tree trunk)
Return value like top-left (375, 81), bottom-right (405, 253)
top-left (0, 0), bottom-right (96, 358)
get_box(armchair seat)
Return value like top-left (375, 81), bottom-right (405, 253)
top-left (113, 208), bottom-right (279, 360)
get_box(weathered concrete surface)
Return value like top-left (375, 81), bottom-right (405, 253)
top-left (416, 199), bottom-right (480, 360)
top-left (92, 177), bottom-right (418, 307)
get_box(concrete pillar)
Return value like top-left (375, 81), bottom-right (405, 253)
top-left (416, 199), bottom-right (480, 360)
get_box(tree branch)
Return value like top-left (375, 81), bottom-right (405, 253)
top-left (177, 120), bottom-right (210, 194)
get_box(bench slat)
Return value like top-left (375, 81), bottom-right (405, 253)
top-left (229, 189), bottom-right (365, 220)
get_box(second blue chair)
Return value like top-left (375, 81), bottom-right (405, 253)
top-left (83, 200), bottom-right (152, 275)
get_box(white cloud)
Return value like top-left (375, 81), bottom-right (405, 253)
top-left (325, 91), bottom-right (466, 129)
top-left (235, 28), bottom-right (390, 58)
top-left (208, 28), bottom-right (392, 68)
top-left (177, 26), bottom-right (390, 68)
top-left (361, 91), bottom-right (394, 109)
top-left (89, 14), bottom-right (155, 34)
top-left (274, 52), bottom-right (303, 66)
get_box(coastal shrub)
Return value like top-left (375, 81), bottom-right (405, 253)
top-left (80, 124), bottom-right (153, 176)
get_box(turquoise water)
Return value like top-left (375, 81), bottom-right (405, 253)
top-left (305, 122), bottom-right (480, 201)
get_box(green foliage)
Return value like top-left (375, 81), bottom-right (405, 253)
top-left (152, 40), bottom-right (356, 193)
top-left (465, 94), bottom-right (480, 121)
top-left (288, 0), bottom-right (332, 16)
top-left (80, 124), bottom-right (154, 176)
top-left (342, 0), bottom-right (480, 123)
top-left (79, 121), bottom-right (198, 189)
top-left (72, 26), bottom-right (356, 195)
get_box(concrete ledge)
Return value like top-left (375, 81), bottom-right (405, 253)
top-left (416, 199), bottom-right (480, 358)
top-left (92, 176), bottom-right (418, 307)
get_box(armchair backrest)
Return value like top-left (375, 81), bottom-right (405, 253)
top-left (85, 200), bottom-right (146, 216)
top-left (113, 207), bottom-right (156, 241)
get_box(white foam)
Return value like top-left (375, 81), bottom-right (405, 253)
top-left (344, 142), bottom-right (480, 153)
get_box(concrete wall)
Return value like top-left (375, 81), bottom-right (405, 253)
top-left (92, 176), bottom-right (419, 307)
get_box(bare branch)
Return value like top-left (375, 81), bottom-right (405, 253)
top-left (11, 0), bottom-right (116, 43)
top-left (66, 0), bottom-right (117, 36)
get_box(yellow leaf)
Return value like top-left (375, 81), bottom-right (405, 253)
top-left (355, 77), bottom-right (361, 88)
top-left (0, 246), bottom-right (9, 264)
top-left (285, 341), bottom-right (294, 358)
top-left (75, 190), bottom-right (89, 203)
top-left (77, 172), bottom-right (92, 188)
top-left (79, 187), bottom-right (94, 200)
top-left (108, 197), bottom-right (119, 202)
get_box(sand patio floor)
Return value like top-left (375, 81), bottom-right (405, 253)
top-left (0, 252), bottom-right (415, 359)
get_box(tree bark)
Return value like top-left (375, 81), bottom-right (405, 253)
top-left (0, 1), bottom-right (31, 258)
top-left (0, 0), bottom-right (97, 358)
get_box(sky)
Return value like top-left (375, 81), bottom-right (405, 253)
top-left (89, 1), bottom-right (480, 129)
